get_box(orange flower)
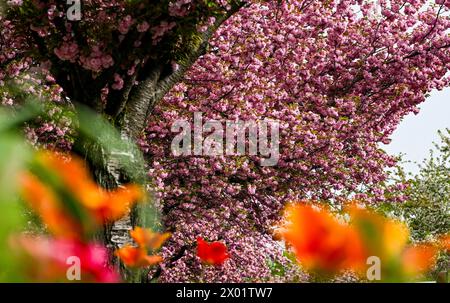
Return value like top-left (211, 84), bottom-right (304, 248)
top-left (19, 173), bottom-right (82, 239)
top-left (115, 245), bottom-right (162, 268)
top-left (344, 204), bottom-right (438, 280)
top-left (130, 227), bottom-right (171, 250)
top-left (115, 227), bottom-right (169, 268)
top-left (37, 152), bottom-right (104, 208)
top-left (30, 151), bottom-right (143, 223)
top-left (279, 202), bottom-right (440, 281)
top-left (20, 151), bottom-right (144, 240)
top-left (280, 203), bottom-right (366, 273)
top-left (196, 237), bottom-right (230, 266)
top-left (401, 244), bottom-right (438, 277)
top-left (95, 184), bottom-right (143, 222)
top-left (347, 204), bottom-right (409, 260)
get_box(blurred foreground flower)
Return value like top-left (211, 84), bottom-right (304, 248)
top-left (130, 226), bottom-right (171, 250)
top-left (279, 204), bottom-right (366, 275)
top-left (14, 151), bottom-right (147, 281)
top-left (115, 227), bottom-right (169, 268)
top-left (20, 173), bottom-right (82, 239)
top-left (0, 106), bottom-right (154, 282)
top-left (12, 236), bottom-right (119, 282)
top-left (401, 244), bottom-right (439, 277)
top-left (279, 202), bottom-right (442, 281)
top-left (20, 151), bottom-right (143, 240)
top-left (348, 205), bottom-right (410, 261)
top-left (196, 237), bottom-right (229, 266)
top-left (115, 246), bottom-right (162, 268)
top-left (348, 204), bottom-right (440, 281)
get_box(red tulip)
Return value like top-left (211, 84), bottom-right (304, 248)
top-left (196, 237), bottom-right (229, 266)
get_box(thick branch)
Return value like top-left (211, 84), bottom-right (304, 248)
top-left (121, 66), bottom-right (162, 140)
top-left (119, 3), bottom-right (246, 140)
top-left (153, 7), bottom-right (242, 105)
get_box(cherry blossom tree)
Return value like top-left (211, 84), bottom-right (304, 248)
top-left (1, 0), bottom-right (449, 281)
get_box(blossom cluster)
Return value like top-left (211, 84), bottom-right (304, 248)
top-left (0, 0), bottom-right (236, 109)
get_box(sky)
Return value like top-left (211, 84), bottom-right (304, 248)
top-left (383, 88), bottom-right (450, 174)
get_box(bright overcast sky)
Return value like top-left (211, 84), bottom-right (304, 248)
top-left (383, 88), bottom-right (450, 174)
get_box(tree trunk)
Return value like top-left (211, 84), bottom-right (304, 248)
top-left (73, 137), bottom-right (138, 281)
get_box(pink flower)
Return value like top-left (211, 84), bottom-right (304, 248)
top-left (111, 73), bottom-right (124, 90)
top-left (137, 21), bottom-right (150, 33)
top-left (54, 42), bottom-right (79, 62)
top-left (6, 0), bottom-right (23, 6)
top-left (45, 75), bottom-right (55, 83)
top-left (168, 0), bottom-right (192, 17)
top-left (151, 21), bottom-right (176, 43)
top-left (118, 15), bottom-right (133, 34)
top-left (13, 236), bottom-right (120, 282)
top-left (101, 55), bottom-right (114, 69)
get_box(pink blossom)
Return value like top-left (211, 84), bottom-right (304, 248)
top-left (118, 15), bottom-right (134, 34)
top-left (111, 73), bottom-right (124, 90)
top-left (137, 21), bottom-right (150, 33)
top-left (54, 42), bottom-right (79, 62)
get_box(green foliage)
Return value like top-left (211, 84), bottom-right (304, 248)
top-left (379, 129), bottom-right (450, 281)
top-left (268, 259), bottom-right (286, 277)
top-left (267, 251), bottom-right (305, 282)
top-left (380, 129), bottom-right (450, 242)
top-left (0, 105), bottom-right (34, 282)
top-left (75, 104), bottom-right (147, 183)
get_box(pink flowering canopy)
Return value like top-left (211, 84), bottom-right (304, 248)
top-left (1, 0), bottom-right (450, 282)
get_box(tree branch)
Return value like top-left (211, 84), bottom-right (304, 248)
top-left (152, 4), bottom-right (245, 108)
top-left (119, 2), bottom-right (246, 140)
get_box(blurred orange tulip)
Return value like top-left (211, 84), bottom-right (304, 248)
top-left (279, 202), bottom-right (443, 281)
top-left (115, 227), bottom-right (169, 268)
top-left (95, 184), bottom-right (143, 222)
top-left (401, 244), bottom-right (438, 277)
top-left (130, 227), bottom-right (171, 250)
top-left (347, 204), bottom-right (409, 260)
top-left (115, 245), bottom-right (162, 268)
top-left (19, 173), bottom-right (82, 239)
top-left (280, 203), bottom-right (367, 274)
top-left (20, 151), bottom-right (143, 240)
top-left (36, 152), bottom-right (143, 222)
top-left (440, 234), bottom-right (450, 251)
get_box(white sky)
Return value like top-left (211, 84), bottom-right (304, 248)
top-left (383, 88), bottom-right (450, 174)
